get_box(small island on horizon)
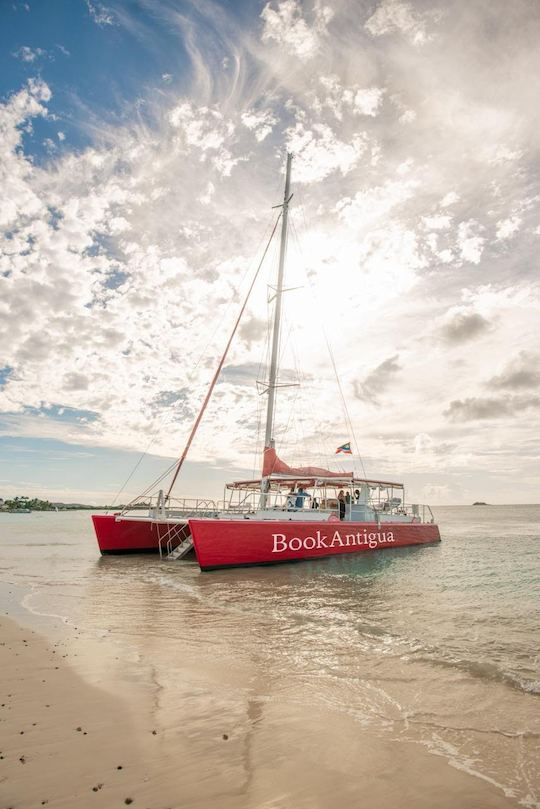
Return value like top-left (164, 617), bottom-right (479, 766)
top-left (472, 501), bottom-right (489, 506)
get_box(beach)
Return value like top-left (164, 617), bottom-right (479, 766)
top-left (1, 507), bottom-right (539, 808)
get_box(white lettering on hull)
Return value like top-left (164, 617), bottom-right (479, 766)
top-left (271, 530), bottom-right (395, 553)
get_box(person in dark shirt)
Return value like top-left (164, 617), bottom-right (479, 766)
top-left (295, 486), bottom-right (310, 509)
top-left (338, 490), bottom-right (346, 520)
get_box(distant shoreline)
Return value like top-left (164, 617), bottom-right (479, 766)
top-left (0, 504), bottom-right (150, 512)
top-left (2, 502), bottom-right (539, 512)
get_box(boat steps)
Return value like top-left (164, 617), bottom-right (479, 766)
top-left (166, 535), bottom-right (194, 560)
top-left (156, 520), bottom-right (194, 560)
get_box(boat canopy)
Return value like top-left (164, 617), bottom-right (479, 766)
top-left (227, 448), bottom-right (403, 490)
top-left (262, 447), bottom-right (354, 479)
top-left (227, 476), bottom-right (404, 491)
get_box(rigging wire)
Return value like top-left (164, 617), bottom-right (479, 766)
top-left (270, 212), bottom-right (337, 471)
top-left (109, 213), bottom-right (280, 508)
top-left (289, 214), bottom-right (369, 481)
top-left (159, 211), bottom-right (282, 503)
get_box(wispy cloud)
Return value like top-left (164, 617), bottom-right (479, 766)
top-left (365, 0), bottom-right (434, 45)
top-left (85, 1), bottom-right (116, 26)
top-left (13, 45), bottom-right (48, 62)
top-left (353, 356), bottom-right (401, 405)
top-left (445, 394), bottom-right (540, 422)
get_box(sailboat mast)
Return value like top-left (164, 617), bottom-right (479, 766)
top-left (264, 152), bottom-right (293, 450)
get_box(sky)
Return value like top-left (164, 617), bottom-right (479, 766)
top-left (1, 0), bottom-right (539, 506)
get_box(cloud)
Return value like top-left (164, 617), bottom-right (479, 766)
top-left (168, 101), bottom-right (239, 175)
top-left (422, 214), bottom-right (451, 231)
top-left (439, 306), bottom-right (491, 344)
top-left (413, 432), bottom-right (434, 454)
top-left (13, 46), bottom-right (48, 63)
top-left (285, 120), bottom-right (367, 183)
top-left (239, 317), bottom-right (266, 348)
top-left (398, 109), bottom-right (416, 124)
top-left (365, 0), bottom-right (432, 45)
top-left (353, 355), bottom-right (401, 404)
top-left (353, 87), bottom-right (385, 117)
top-left (86, 1), bottom-right (116, 26)
top-left (445, 394), bottom-right (540, 422)
top-left (336, 178), bottom-right (418, 229)
top-left (220, 363), bottom-right (263, 386)
top-left (457, 220), bottom-right (485, 264)
top-left (261, 0), bottom-right (333, 62)
top-left (241, 109), bottom-right (277, 142)
top-left (487, 351), bottom-right (540, 390)
top-left (0, 79), bottom-right (51, 229)
top-left (317, 76), bottom-right (385, 120)
top-left (440, 192), bottom-right (459, 207)
top-left (496, 215), bottom-right (522, 240)
top-left (63, 373), bottom-right (90, 392)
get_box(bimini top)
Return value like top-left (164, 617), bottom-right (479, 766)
top-left (262, 446), bottom-right (354, 480)
top-left (226, 448), bottom-right (403, 490)
top-left (227, 476), bottom-right (404, 490)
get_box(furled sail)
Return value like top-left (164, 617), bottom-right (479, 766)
top-left (262, 447), bottom-right (353, 479)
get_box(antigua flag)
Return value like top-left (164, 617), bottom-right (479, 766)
top-left (335, 442), bottom-right (352, 455)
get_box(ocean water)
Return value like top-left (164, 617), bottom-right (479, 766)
top-left (1, 505), bottom-right (539, 806)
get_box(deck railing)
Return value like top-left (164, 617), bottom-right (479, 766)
top-left (118, 493), bottom-right (435, 524)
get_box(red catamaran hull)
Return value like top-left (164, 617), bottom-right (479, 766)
top-left (92, 514), bottom-right (440, 567)
top-left (189, 519), bottom-right (440, 569)
top-left (92, 514), bottom-right (164, 553)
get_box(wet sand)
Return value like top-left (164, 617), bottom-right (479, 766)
top-left (1, 614), bottom-right (521, 809)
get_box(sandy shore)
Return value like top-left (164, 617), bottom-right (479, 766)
top-left (1, 614), bottom-right (521, 809)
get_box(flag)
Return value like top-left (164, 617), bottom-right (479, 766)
top-left (335, 442), bottom-right (352, 455)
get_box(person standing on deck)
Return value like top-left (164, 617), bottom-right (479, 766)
top-left (338, 490), bottom-right (346, 520)
top-left (295, 486), bottom-right (310, 509)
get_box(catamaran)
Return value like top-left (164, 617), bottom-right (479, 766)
top-left (92, 154), bottom-right (441, 568)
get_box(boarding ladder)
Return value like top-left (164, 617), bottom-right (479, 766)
top-left (157, 521), bottom-right (194, 560)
